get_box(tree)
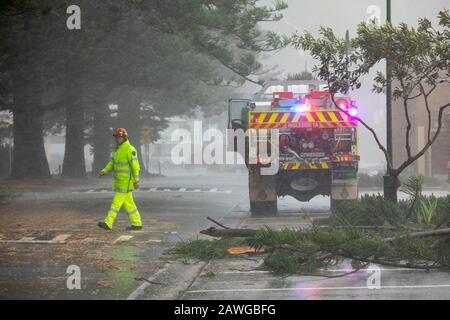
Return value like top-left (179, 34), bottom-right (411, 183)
top-left (291, 10), bottom-right (450, 202)
top-left (1, 0), bottom-right (289, 179)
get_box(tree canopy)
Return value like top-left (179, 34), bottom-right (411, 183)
top-left (291, 10), bottom-right (450, 201)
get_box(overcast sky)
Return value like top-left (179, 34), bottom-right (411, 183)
top-left (245, 0), bottom-right (449, 170)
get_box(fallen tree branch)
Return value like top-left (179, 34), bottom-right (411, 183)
top-left (134, 277), bottom-right (166, 285)
top-left (206, 216), bottom-right (230, 229)
top-left (384, 228), bottom-right (450, 242)
top-left (200, 227), bottom-right (256, 238)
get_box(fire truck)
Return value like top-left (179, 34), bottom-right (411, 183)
top-left (227, 81), bottom-right (359, 215)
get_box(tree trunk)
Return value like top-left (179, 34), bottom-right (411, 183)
top-left (62, 83), bottom-right (86, 178)
top-left (92, 101), bottom-right (112, 174)
top-left (10, 17), bottom-right (51, 180)
top-left (383, 174), bottom-right (400, 203)
top-left (116, 93), bottom-right (146, 174)
top-left (11, 86), bottom-right (51, 179)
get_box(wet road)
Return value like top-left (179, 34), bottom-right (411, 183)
top-left (0, 173), bottom-right (448, 299)
top-left (0, 174), bottom-right (248, 299)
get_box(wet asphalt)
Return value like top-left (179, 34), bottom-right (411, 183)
top-left (0, 173), bottom-right (448, 300)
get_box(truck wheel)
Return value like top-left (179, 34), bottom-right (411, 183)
top-left (330, 198), bottom-right (344, 215)
top-left (248, 165), bottom-right (277, 216)
top-left (250, 200), bottom-right (277, 216)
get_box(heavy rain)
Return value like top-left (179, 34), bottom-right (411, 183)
top-left (0, 0), bottom-right (449, 307)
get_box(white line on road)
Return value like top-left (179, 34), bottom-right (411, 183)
top-left (113, 235), bottom-right (134, 244)
top-left (72, 188), bottom-right (232, 194)
top-left (127, 264), bottom-right (170, 300)
top-left (184, 284), bottom-right (450, 294)
top-left (0, 234), bottom-right (71, 244)
top-left (219, 268), bottom-right (432, 275)
top-left (48, 234), bottom-right (71, 243)
top-left (146, 239), bottom-right (162, 243)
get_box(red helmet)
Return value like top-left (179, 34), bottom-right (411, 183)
top-left (113, 127), bottom-right (128, 138)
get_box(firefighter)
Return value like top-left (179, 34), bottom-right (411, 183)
top-left (97, 128), bottom-right (143, 231)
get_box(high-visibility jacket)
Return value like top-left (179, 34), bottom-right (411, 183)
top-left (101, 140), bottom-right (140, 192)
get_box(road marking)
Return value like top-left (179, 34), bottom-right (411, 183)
top-left (113, 235), bottom-right (134, 244)
top-left (184, 284), bottom-right (450, 294)
top-left (218, 268), bottom-right (431, 275)
top-left (72, 188), bottom-right (232, 194)
top-left (48, 234), bottom-right (71, 243)
top-left (78, 237), bottom-right (99, 244)
top-left (0, 234), bottom-right (71, 244)
top-left (221, 270), bottom-right (270, 274)
top-left (127, 264), bottom-right (170, 300)
top-left (17, 237), bottom-right (36, 242)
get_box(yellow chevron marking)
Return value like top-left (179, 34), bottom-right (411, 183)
top-left (328, 112), bottom-right (339, 122)
top-left (268, 113), bottom-right (278, 123)
top-left (316, 112), bottom-right (327, 122)
top-left (258, 113), bottom-right (267, 123)
top-left (305, 113), bottom-right (315, 122)
top-left (279, 113), bottom-right (288, 123)
top-left (292, 113), bottom-right (301, 123)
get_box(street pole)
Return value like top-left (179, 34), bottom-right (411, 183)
top-left (384, 0), bottom-right (398, 202)
top-left (386, 0), bottom-right (392, 165)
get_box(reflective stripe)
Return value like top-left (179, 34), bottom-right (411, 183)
top-left (132, 158), bottom-right (138, 161)
top-left (114, 170), bottom-right (131, 174)
top-left (114, 162), bottom-right (129, 166)
top-left (114, 189), bottom-right (132, 193)
top-left (128, 209), bottom-right (138, 215)
top-left (109, 208), bottom-right (119, 214)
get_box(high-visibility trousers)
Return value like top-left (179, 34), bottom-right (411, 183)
top-left (103, 192), bottom-right (142, 229)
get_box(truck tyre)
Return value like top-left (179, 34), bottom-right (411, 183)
top-left (250, 200), bottom-right (277, 216)
top-left (248, 165), bottom-right (277, 216)
top-left (330, 198), bottom-right (344, 215)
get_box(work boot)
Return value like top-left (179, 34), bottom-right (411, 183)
top-left (98, 221), bottom-right (111, 231)
top-left (126, 225), bottom-right (142, 231)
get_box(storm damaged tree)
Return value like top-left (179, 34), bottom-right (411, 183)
top-left (291, 10), bottom-right (450, 202)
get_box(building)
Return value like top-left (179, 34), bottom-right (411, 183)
top-left (392, 83), bottom-right (450, 177)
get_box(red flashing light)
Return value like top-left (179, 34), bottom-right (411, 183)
top-left (336, 98), bottom-right (348, 109)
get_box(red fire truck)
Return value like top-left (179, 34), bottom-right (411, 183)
top-left (228, 81), bottom-right (359, 215)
